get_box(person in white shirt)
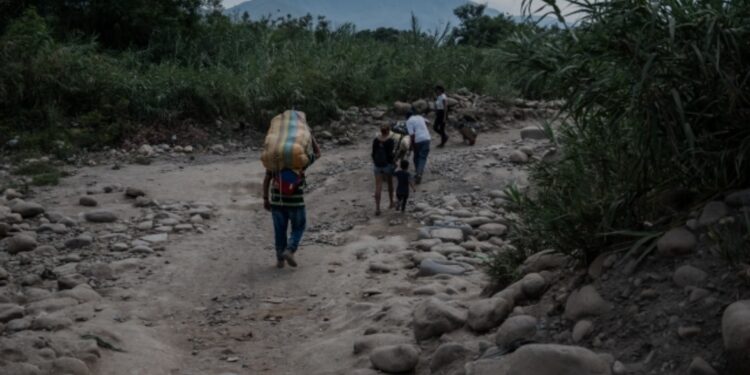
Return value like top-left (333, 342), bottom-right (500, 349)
top-left (406, 110), bottom-right (431, 184)
top-left (434, 85), bottom-right (449, 147)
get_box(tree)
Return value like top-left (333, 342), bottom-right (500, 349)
top-left (451, 3), bottom-right (518, 47)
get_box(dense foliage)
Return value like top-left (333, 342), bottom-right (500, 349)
top-left (0, 3), bottom-right (527, 152)
top-left (504, 0), bottom-right (750, 262)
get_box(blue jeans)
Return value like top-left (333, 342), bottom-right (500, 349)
top-left (271, 206), bottom-right (307, 261)
top-left (412, 140), bottom-right (430, 177)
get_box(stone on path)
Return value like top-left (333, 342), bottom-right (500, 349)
top-left (51, 357), bottom-right (91, 375)
top-left (413, 298), bottom-right (467, 341)
top-left (430, 342), bottom-right (473, 375)
top-left (5, 233), bottom-right (37, 254)
top-left (430, 227), bottom-right (465, 244)
top-left (369, 344), bottom-right (420, 373)
top-left (353, 333), bottom-right (412, 355)
top-left (520, 273), bottom-right (547, 299)
top-left (0, 303), bottom-right (25, 322)
top-left (10, 201), bottom-right (45, 218)
top-left (65, 234), bottom-right (93, 249)
top-left (84, 209), bottom-right (118, 223)
top-left (572, 320), bottom-right (594, 343)
top-left (564, 285), bottom-right (612, 320)
top-left (478, 223), bottom-right (507, 237)
top-left (141, 233), bottom-right (168, 243)
top-left (418, 259), bottom-right (467, 277)
top-left (125, 187), bottom-right (146, 198)
top-left (722, 300), bottom-right (750, 374)
top-left (519, 250), bottom-right (570, 274)
top-left (657, 228), bottom-right (696, 256)
top-left (725, 189), bottom-right (750, 206)
top-left (79, 196), bottom-right (98, 207)
top-left (520, 126), bottom-right (548, 140)
top-left (510, 150), bottom-right (529, 164)
top-left (467, 297), bottom-right (512, 332)
top-left (688, 357), bottom-right (718, 375)
top-left (495, 315), bottom-right (538, 348)
top-left (465, 344), bottom-right (611, 375)
top-left (698, 201), bottom-right (728, 227)
top-left (673, 265), bottom-right (708, 288)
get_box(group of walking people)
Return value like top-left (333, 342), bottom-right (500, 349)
top-left (262, 85), bottom-right (464, 269)
top-left (371, 85), bottom-right (450, 216)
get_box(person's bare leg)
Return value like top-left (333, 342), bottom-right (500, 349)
top-left (387, 174), bottom-right (394, 209)
top-left (374, 174), bottom-right (383, 215)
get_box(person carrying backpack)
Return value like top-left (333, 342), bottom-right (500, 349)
top-left (262, 117), bottom-right (321, 269)
top-left (372, 123), bottom-right (396, 216)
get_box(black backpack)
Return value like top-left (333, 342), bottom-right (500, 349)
top-left (373, 138), bottom-right (393, 167)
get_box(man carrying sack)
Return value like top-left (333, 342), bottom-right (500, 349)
top-left (261, 110), bottom-right (321, 269)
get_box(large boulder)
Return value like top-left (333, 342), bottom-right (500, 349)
top-left (467, 297), bottom-right (512, 332)
top-left (722, 300), bottom-right (750, 374)
top-left (466, 344), bottom-right (611, 375)
top-left (413, 298), bottom-right (467, 341)
top-left (726, 190), bottom-right (750, 206)
top-left (495, 315), bottom-right (538, 348)
top-left (431, 227), bottom-right (466, 244)
top-left (564, 285), bottom-right (612, 321)
top-left (10, 201), bottom-right (45, 218)
top-left (394, 101), bottom-right (412, 115)
top-left (370, 344), bottom-right (420, 373)
top-left (657, 228), bottom-right (696, 256)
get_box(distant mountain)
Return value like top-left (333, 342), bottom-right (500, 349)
top-left (226, 0), bottom-right (504, 31)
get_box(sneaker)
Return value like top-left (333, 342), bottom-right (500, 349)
top-left (276, 260), bottom-right (285, 269)
top-left (282, 251), bottom-right (298, 267)
top-left (415, 175), bottom-right (422, 185)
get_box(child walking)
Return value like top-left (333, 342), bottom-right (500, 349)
top-left (394, 160), bottom-right (416, 212)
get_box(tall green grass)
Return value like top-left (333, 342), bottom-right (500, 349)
top-left (0, 10), bottom-right (518, 152)
top-left (502, 0), bottom-right (750, 262)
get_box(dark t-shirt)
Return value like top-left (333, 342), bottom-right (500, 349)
top-left (394, 170), bottom-right (411, 195)
top-left (372, 137), bottom-right (395, 167)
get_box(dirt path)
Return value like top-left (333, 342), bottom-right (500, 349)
top-left (32, 127), bottom-right (528, 375)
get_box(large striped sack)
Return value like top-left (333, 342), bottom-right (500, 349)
top-left (261, 110), bottom-right (313, 172)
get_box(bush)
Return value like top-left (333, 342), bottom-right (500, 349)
top-left (502, 0), bottom-right (750, 262)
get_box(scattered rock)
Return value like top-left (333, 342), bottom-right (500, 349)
top-left (0, 303), bottom-right (24, 322)
top-left (125, 187), bottom-right (146, 198)
top-left (5, 234), bottom-right (37, 254)
top-left (722, 300), bottom-right (750, 374)
top-left (688, 357), bottom-right (718, 375)
top-left (678, 326), bottom-right (702, 339)
top-left (466, 344), bottom-right (611, 375)
top-left (495, 315), bottom-right (538, 348)
top-left (572, 320), bottom-right (594, 343)
top-left (84, 210), bottom-right (118, 223)
top-left (564, 285), bottom-right (612, 320)
top-left (519, 250), bottom-right (570, 274)
top-left (370, 344), bottom-right (420, 374)
top-left (51, 357), bottom-right (91, 375)
top-left (10, 201), bottom-right (45, 218)
top-left (520, 126), bottom-right (548, 140)
top-left (413, 298), bottom-right (467, 341)
top-left (418, 259), bottom-right (468, 277)
top-left (0, 362), bottom-right (41, 375)
top-left (478, 223), bottom-right (507, 237)
top-left (65, 234), bottom-right (93, 249)
top-left (430, 342), bottom-right (473, 375)
top-left (673, 265), bottom-right (708, 288)
top-left (520, 273), bottom-right (547, 299)
top-left (353, 333), bottom-right (412, 355)
top-left (79, 196), bottom-right (98, 207)
top-left (430, 227), bottom-right (466, 244)
top-left (725, 189), bottom-right (750, 206)
top-left (698, 201), bottom-right (728, 227)
top-left (657, 228), bottom-right (696, 256)
top-left (467, 297), bottom-right (512, 332)
top-left (510, 150), bottom-right (529, 164)
top-left (141, 233), bottom-right (168, 243)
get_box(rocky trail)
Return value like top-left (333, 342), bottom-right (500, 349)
top-left (1, 96), bottom-right (749, 375)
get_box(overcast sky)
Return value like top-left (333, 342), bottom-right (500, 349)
top-left (221, 0), bottom-right (530, 15)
